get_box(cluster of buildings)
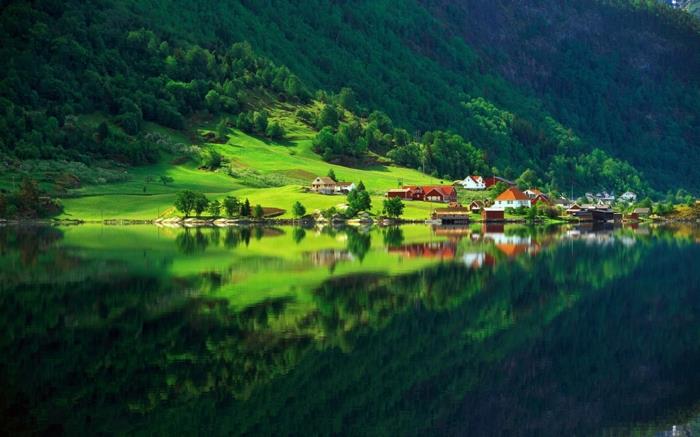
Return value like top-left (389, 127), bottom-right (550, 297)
top-left (309, 173), bottom-right (644, 223)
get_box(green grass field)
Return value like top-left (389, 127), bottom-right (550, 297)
top-left (59, 110), bottom-right (464, 220)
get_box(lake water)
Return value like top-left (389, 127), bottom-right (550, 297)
top-left (1, 223), bottom-right (700, 436)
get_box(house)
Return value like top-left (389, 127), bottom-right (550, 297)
top-left (334, 182), bottom-right (356, 194)
top-left (311, 176), bottom-right (337, 194)
top-left (524, 188), bottom-right (545, 199)
top-left (586, 191), bottom-right (615, 204)
top-left (458, 175), bottom-right (486, 190)
top-left (423, 186), bottom-right (457, 203)
top-left (565, 203), bottom-right (582, 215)
top-left (484, 176), bottom-right (516, 188)
top-left (633, 207), bottom-right (651, 216)
top-left (531, 193), bottom-right (552, 207)
top-left (469, 200), bottom-right (485, 213)
top-left (482, 207), bottom-right (505, 222)
top-left (620, 191), bottom-right (638, 202)
top-left (432, 205), bottom-right (471, 223)
top-left (493, 187), bottom-right (532, 209)
top-left (385, 185), bottom-right (456, 203)
top-left (311, 177), bottom-right (354, 195)
top-left (553, 197), bottom-right (574, 209)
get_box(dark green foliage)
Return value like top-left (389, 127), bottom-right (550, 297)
top-left (347, 183), bottom-right (371, 215)
top-left (327, 169), bottom-right (337, 182)
top-left (0, 178), bottom-right (61, 219)
top-left (292, 201), bottom-right (306, 218)
top-left (253, 204), bottom-right (264, 219)
top-left (207, 199), bottom-right (221, 217)
top-left (202, 149), bottom-right (222, 170)
top-left (240, 198), bottom-right (251, 217)
top-left (383, 196), bottom-right (405, 219)
top-left (223, 196), bottom-right (240, 217)
top-left (265, 121), bottom-right (285, 139)
top-left (174, 190), bottom-right (196, 216)
top-left (193, 192), bottom-right (209, 216)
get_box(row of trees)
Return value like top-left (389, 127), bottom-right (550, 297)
top-left (174, 191), bottom-right (263, 218)
top-left (0, 179), bottom-right (62, 219)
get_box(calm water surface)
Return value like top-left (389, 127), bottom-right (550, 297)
top-left (1, 223), bottom-right (700, 436)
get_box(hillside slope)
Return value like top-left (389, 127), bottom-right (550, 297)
top-left (1, 0), bottom-right (699, 199)
top-left (122, 0), bottom-right (700, 192)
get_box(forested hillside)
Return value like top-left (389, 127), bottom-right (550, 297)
top-left (1, 0), bottom-right (699, 196)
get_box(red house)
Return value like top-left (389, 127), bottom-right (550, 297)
top-left (482, 208), bottom-right (505, 222)
top-left (483, 176), bottom-right (515, 188)
top-left (385, 185), bottom-right (456, 203)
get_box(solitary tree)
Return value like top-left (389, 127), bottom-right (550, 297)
top-left (208, 199), bottom-right (221, 217)
top-left (175, 190), bottom-right (196, 217)
top-left (327, 168), bottom-right (337, 182)
top-left (265, 121), bottom-right (285, 139)
top-left (383, 197), bottom-right (404, 219)
top-left (193, 192), bottom-right (209, 216)
top-left (223, 196), bottom-right (240, 217)
top-left (160, 175), bottom-right (174, 185)
top-left (240, 198), bottom-right (251, 217)
top-left (292, 201), bottom-right (306, 219)
top-left (253, 204), bottom-right (264, 219)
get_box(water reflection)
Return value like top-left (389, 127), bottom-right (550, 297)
top-left (0, 224), bottom-right (699, 435)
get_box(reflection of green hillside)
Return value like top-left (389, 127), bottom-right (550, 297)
top-left (1, 225), bottom-right (698, 435)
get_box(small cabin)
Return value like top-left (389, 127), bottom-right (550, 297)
top-left (482, 208), bottom-right (505, 222)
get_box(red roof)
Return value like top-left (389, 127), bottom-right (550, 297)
top-left (495, 187), bottom-right (530, 201)
top-left (422, 185), bottom-right (456, 197)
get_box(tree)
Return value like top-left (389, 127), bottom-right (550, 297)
top-left (347, 188), bottom-right (371, 213)
top-left (383, 196), bottom-right (404, 218)
top-left (265, 121), bottom-right (285, 139)
top-left (316, 104), bottom-right (339, 129)
top-left (215, 118), bottom-right (228, 141)
top-left (337, 87), bottom-right (357, 111)
top-left (327, 168), bottom-right (337, 182)
top-left (516, 168), bottom-right (539, 190)
top-left (526, 203), bottom-right (538, 222)
top-left (223, 196), bottom-right (240, 217)
top-left (193, 192), bottom-right (209, 216)
top-left (253, 111), bottom-right (268, 133)
top-left (208, 199), bottom-right (221, 217)
top-left (240, 198), bottom-right (251, 217)
top-left (203, 149), bottom-right (222, 170)
top-left (357, 181), bottom-right (366, 192)
top-left (292, 201), bottom-right (306, 218)
top-left (160, 175), bottom-right (174, 185)
top-left (253, 204), bottom-right (264, 219)
top-left (175, 190), bottom-right (196, 216)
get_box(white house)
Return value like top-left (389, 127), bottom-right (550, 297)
top-left (493, 187), bottom-right (532, 209)
top-left (458, 175), bottom-right (486, 190)
top-left (334, 182), bottom-right (356, 194)
top-left (619, 191), bottom-right (637, 202)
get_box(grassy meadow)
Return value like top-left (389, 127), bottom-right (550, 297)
top-left (58, 108), bottom-right (461, 220)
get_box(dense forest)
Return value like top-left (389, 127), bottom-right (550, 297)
top-left (1, 0), bottom-right (699, 195)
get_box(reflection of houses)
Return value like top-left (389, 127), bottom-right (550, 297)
top-left (304, 249), bottom-right (353, 266)
top-left (480, 227), bottom-right (540, 257)
top-left (458, 175), bottom-right (486, 190)
top-left (388, 241), bottom-right (456, 260)
top-left (310, 177), bottom-right (355, 195)
top-left (494, 187), bottom-right (532, 209)
top-left (386, 185), bottom-right (457, 203)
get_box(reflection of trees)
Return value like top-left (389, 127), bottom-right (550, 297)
top-left (2, 226), bottom-right (698, 435)
top-left (292, 227), bottom-right (306, 244)
top-left (345, 228), bottom-right (371, 261)
top-left (382, 227), bottom-right (404, 248)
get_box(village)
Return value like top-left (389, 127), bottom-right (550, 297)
top-left (308, 173), bottom-right (654, 225)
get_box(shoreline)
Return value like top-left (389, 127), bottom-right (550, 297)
top-left (1, 217), bottom-right (698, 227)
